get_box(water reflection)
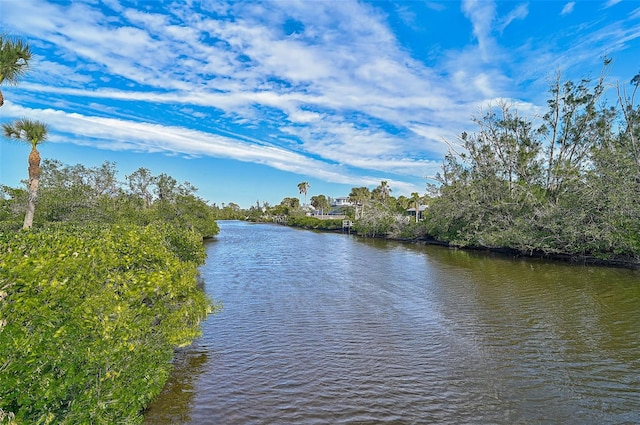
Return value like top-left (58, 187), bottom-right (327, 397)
top-left (417, 243), bottom-right (640, 423)
top-left (143, 350), bottom-right (209, 423)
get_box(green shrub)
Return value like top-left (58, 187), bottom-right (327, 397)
top-left (0, 223), bottom-right (214, 424)
top-left (285, 216), bottom-right (343, 230)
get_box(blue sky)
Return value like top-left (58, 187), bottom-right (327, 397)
top-left (1, 0), bottom-right (639, 208)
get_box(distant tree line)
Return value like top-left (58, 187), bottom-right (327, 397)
top-left (1, 159), bottom-right (220, 238)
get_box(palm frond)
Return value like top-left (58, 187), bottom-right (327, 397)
top-left (2, 118), bottom-right (48, 147)
top-left (0, 34), bottom-right (32, 85)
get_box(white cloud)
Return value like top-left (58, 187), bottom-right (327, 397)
top-left (2, 102), bottom-right (287, 168)
top-left (10, 0), bottom-right (468, 176)
top-left (2, 101), bottom-right (422, 190)
top-left (29, 57), bottom-right (93, 86)
top-left (498, 3), bottom-right (529, 32)
top-left (561, 2), bottom-right (575, 16)
top-left (461, 0), bottom-right (497, 62)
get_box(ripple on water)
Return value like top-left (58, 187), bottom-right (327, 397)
top-left (144, 222), bottom-right (640, 425)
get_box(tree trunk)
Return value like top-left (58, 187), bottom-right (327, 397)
top-left (23, 177), bottom-right (39, 229)
top-left (0, 89), bottom-right (4, 107)
top-left (23, 147), bottom-right (41, 229)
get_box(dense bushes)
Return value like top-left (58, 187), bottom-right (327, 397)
top-left (0, 223), bottom-right (214, 424)
top-left (284, 215), bottom-right (344, 231)
top-left (421, 68), bottom-right (640, 264)
top-left (0, 161), bottom-right (219, 422)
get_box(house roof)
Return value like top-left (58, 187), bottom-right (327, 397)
top-left (406, 205), bottom-right (429, 212)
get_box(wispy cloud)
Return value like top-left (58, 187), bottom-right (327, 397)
top-left (497, 3), bottom-right (529, 33)
top-left (2, 101), bottom-right (376, 186)
top-left (561, 2), bottom-right (575, 16)
top-left (2, 0), bottom-right (459, 184)
top-left (461, 0), bottom-right (497, 62)
top-left (604, 0), bottom-right (623, 8)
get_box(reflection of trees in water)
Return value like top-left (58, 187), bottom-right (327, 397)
top-left (143, 349), bottom-right (209, 423)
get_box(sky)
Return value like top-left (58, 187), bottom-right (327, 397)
top-left (1, 0), bottom-right (639, 208)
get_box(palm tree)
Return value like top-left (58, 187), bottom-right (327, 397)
top-left (0, 35), bottom-right (32, 107)
top-left (297, 181), bottom-right (310, 206)
top-left (374, 180), bottom-right (391, 202)
top-left (380, 181), bottom-right (391, 200)
top-left (2, 119), bottom-right (48, 229)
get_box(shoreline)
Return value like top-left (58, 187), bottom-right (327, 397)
top-left (266, 218), bottom-right (640, 270)
top-left (402, 236), bottom-right (640, 270)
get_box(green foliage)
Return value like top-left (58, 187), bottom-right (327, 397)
top-left (285, 215), bottom-right (343, 230)
top-left (211, 202), bottom-right (245, 220)
top-left (242, 200), bottom-right (271, 222)
top-left (0, 223), bottom-right (214, 424)
top-left (423, 65), bottom-right (640, 263)
top-left (157, 222), bottom-right (207, 263)
top-left (0, 185), bottom-right (25, 227)
top-left (1, 160), bottom-right (220, 239)
top-left (267, 197), bottom-right (303, 217)
top-left (150, 194), bottom-right (220, 238)
top-left (310, 194), bottom-right (331, 213)
top-left (352, 201), bottom-right (401, 238)
top-left (0, 34), bottom-right (32, 87)
top-left (393, 221), bottom-right (430, 240)
top-left (372, 181), bottom-right (392, 202)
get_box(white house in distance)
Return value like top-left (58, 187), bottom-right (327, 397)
top-left (332, 197), bottom-right (353, 207)
top-left (406, 205), bottom-right (428, 221)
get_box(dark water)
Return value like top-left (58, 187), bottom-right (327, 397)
top-left (144, 220), bottom-right (640, 424)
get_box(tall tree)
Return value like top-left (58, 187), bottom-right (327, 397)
top-left (155, 173), bottom-right (179, 203)
top-left (297, 181), bottom-right (310, 206)
top-left (410, 192), bottom-right (422, 223)
top-left (541, 67), bottom-right (608, 197)
top-left (0, 35), bottom-right (32, 107)
top-left (90, 161), bottom-right (119, 197)
top-left (273, 197), bottom-right (300, 216)
top-left (126, 168), bottom-right (155, 208)
top-left (373, 180), bottom-right (392, 202)
top-left (616, 70), bottom-right (640, 170)
top-left (2, 119), bottom-right (48, 229)
top-left (464, 101), bottom-right (543, 192)
top-left (310, 194), bottom-right (331, 216)
top-left (348, 186), bottom-right (371, 219)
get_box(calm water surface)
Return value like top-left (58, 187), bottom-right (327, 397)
top-left (144, 220), bottom-right (640, 424)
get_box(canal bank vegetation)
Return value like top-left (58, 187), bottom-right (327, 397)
top-left (1, 160), bottom-right (219, 422)
top-left (0, 223), bottom-right (213, 424)
top-left (423, 64), bottom-right (640, 266)
top-left (261, 64), bottom-right (640, 267)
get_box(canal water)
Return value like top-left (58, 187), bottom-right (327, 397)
top-left (144, 220), bottom-right (640, 424)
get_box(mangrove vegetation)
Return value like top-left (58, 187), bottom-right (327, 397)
top-left (0, 35), bottom-right (220, 424)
